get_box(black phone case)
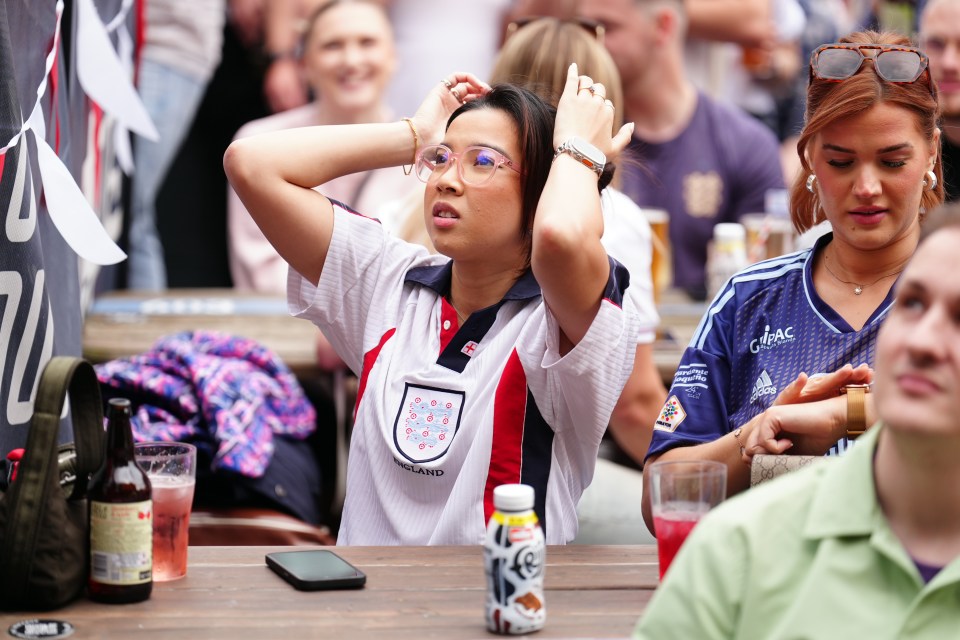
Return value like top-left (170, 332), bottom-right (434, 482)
top-left (265, 551), bottom-right (366, 591)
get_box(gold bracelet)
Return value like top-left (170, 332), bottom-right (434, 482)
top-left (840, 384), bottom-right (871, 439)
top-left (401, 117), bottom-right (419, 176)
top-left (733, 427), bottom-right (748, 463)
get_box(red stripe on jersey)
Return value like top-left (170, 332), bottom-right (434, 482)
top-left (0, 152), bottom-right (5, 181)
top-left (483, 349), bottom-right (527, 522)
top-left (438, 298), bottom-right (458, 353)
top-left (134, 0), bottom-right (146, 85)
top-left (91, 102), bottom-right (104, 208)
top-left (353, 328), bottom-right (396, 421)
top-left (50, 47), bottom-right (60, 153)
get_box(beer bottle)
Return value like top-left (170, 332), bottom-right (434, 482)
top-left (88, 398), bottom-right (153, 603)
top-left (484, 484), bottom-right (546, 634)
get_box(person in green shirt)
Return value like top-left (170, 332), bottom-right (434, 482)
top-left (634, 202), bottom-right (960, 638)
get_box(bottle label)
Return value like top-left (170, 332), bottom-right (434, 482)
top-left (490, 511), bottom-right (539, 527)
top-left (90, 500), bottom-right (153, 585)
top-left (484, 512), bottom-right (546, 635)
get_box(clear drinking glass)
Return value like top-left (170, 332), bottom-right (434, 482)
top-left (134, 442), bottom-right (197, 581)
top-left (649, 460), bottom-right (726, 579)
top-left (640, 208), bottom-right (671, 305)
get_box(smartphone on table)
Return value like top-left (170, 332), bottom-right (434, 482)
top-left (266, 550), bottom-right (366, 591)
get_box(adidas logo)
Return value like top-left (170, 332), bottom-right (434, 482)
top-left (750, 370), bottom-right (777, 403)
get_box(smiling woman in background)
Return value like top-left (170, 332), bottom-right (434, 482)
top-left (228, 0), bottom-right (418, 294)
top-left (642, 30), bottom-right (945, 529)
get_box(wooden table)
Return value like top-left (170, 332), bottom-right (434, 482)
top-left (82, 289), bottom-right (320, 377)
top-left (82, 289), bottom-right (350, 519)
top-left (83, 289), bottom-right (701, 386)
top-left (0, 545), bottom-right (658, 639)
top-left (653, 293), bottom-right (704, 386)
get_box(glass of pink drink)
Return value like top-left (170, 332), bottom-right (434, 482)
top-left (649, 460), bottom-right (726, 580)
top-left (134, 442), bottom-right (197, 581)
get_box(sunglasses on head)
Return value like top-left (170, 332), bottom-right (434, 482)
top-left (505, 16), bottom-right (605, 44)
top-left (809, 43), bottom-right (933, 96)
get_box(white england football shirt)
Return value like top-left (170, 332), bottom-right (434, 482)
top-left (288, 202), bottom-right (641, 545)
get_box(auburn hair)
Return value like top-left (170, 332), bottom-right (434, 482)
top-left (789, 30), bottom-right (944, 233)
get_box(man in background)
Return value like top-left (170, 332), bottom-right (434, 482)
top-left (579, 0), bottom-right (784, 299)
top-left (920, 0), bottom-right (960, 202)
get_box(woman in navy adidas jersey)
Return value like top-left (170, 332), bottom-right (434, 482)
top-left (225, 65), bottom-right (643, 544)
top-left (642, 30), bottom-right (945, 530)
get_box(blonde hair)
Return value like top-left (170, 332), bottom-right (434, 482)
top-left (489, 17), bottom-right (624, 132)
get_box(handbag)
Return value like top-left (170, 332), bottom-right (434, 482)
top-left (0, 357), bottom-right (105, 611)
top-left (750, 454), bottom-right (823, 487)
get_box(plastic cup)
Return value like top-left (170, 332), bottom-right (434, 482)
top-left (649, 460), bottom-right (726, 579)
top-left (740, 213), bottom-right (796, 264)
top-left (641, 208), bottom-right (671, 304)
top-left (134, 442), bottom-right (196, 581)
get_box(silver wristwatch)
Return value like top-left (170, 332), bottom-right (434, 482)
top-left (553, 137), bottom-right (606, 177)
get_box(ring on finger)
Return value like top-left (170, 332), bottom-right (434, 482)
top-left (590, 83), bottom-right (604, 96)
top-left (450, 87), bottom-right (463, 103)
top-left (441, 78), bottom-right (453, 89)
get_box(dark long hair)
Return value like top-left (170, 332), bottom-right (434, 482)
top-left (450, 84), bottom-right (614, 256)
top-left (449, 85), bottom-right (555, 252)
top-left (790, 30), bottom-right (944, 233)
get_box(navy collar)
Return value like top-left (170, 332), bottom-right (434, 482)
top-left (405, 261), bottom-right (541, 373)
top-left (405, 261), bottom-right (542, 302)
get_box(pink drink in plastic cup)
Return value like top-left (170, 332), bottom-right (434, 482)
top-left (654, 510), bottom-right (703, 579)
top-left (149, 475), bottom-right (196, 581)
top-left (135, 442), bottom-right (196, 581)
top-left (649, 460), bottom-right (726, 580)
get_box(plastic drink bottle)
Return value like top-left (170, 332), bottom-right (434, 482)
top-left (707, 222), bottom-right (748, 300)
top-left (484, 484), bottom-right (546, 634)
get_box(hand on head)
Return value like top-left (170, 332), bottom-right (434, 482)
top-left (411, 72), bottom-right (492, 146)
top-left (554, 63), bottom-right (634, 159)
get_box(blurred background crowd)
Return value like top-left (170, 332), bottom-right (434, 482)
top-left (102, 0), bottom-right (936, 297)
top-left (1, 0), bottom-right (952, 539)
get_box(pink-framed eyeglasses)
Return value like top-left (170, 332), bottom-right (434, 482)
top-left (415, 144), bottom-right (521, 186)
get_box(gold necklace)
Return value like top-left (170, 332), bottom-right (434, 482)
top-left (448, 299), bottom-right (469, 325)
top-left (822, 252), bottom-right (903, 295)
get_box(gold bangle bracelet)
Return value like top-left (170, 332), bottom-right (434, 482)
top-left (401, 117), bottom-right (419, 176)
top-left (733, 427), bottom-right (747, 463)
top-left (841, 384), bottom-right (870, 439)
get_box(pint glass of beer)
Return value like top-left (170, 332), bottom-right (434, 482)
top-left (740, 213), bottom-right (796, 264)
top-left (641, 208), bottom-right (672, 304)
top-left (134, 442), bottom-right (196, 581)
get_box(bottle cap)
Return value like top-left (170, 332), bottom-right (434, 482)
top-left (713, 222), bottom-right (746, 241)
top-left (493, 484), bottom-right (535, 512)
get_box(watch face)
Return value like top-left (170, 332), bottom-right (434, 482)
top-left (570, 137), bottom-right (607, 165)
